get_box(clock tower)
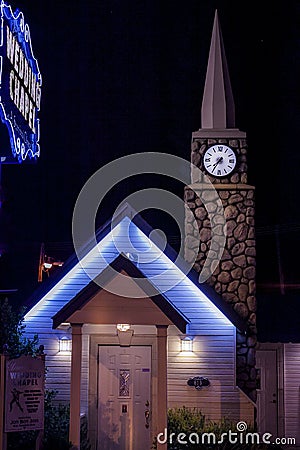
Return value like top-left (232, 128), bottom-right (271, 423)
top-left (185, 10), bottom-right (256, 402)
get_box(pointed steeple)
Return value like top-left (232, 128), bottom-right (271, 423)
top-left (201, 10), bottom-right (235, 129)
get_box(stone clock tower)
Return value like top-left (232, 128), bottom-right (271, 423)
top-left (184, 10), bottom-right (256, 402)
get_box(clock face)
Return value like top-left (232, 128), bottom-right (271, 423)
top-left (203, 145), bottom-right (237, 177)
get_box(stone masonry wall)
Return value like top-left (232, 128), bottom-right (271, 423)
top-left (185, 137), bottom-right (257, 402)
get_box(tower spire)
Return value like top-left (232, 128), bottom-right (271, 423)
top-left (201, 9), bottom-right (235, 129)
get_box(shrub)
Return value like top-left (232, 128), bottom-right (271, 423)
top-left (0, 298), bottom-right (39, 358)
top-left (43, 390), bottom-right (72, 450)
top-left (152, 406), bottom-right (283, 450)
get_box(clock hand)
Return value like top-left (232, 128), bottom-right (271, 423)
top-left (212, 156), bottom-right (223, 172)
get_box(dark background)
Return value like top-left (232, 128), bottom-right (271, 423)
top-left (0, 1), bottom-right (299, 314)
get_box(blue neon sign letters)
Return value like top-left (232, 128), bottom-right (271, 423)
top-left (0, 2), bottom-right (42, 163)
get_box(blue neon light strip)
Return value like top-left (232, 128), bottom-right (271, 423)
top-left (25, 217), bottom-right (233, 328)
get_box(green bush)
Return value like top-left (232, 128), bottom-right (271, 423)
top-left (43, 390), bottom-right (72, 450)
top-left (0, 298), bottom-right (39, 358)
top-left (152, 406), bottom-right (283, 450)
top-left (7, 430), bottom-right (37, 450)
top-left (80, 414), bottom-right (92, 450)
top-left (43, 389), bottom-right (91, 450)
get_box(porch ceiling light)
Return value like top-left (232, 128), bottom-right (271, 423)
top-left (117, 324), bottom-right (133, 346)
top-left (59, 336), bottom-right (72, 352)
top-left (117, 324), bottom-right (131, 332)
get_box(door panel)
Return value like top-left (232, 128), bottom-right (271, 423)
top-left (256, 350), bottom-right (278, 435)
top-left (98, 346), bottom-right (151, 450)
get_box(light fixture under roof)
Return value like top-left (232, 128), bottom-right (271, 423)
top-left (116, 324), bottom-right (133, 346)
top-left (117, 324), bottom-right (131, 332)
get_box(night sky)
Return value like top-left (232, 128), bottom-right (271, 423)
top-left (0, 0), bottom-right (299, 302)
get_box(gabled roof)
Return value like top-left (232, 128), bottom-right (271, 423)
top-left (52, 253), bottom-right (189, 332)
top-left (24, 203), bottom-right (247, 333)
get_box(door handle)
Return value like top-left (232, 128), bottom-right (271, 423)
top-left (145, 409), bottom-right (150, 428)
top-left (145, 400), bottom-right (150, 428)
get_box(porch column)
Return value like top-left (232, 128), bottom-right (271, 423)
top-left (156, 325), bottom-right (168, 450)
top-left (69, 323), bottom-right (83, 450)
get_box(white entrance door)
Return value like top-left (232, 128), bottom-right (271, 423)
top-left (98, 346), bottom-right (151, 450)
top-left (256, 350), bottom-right (278, 436)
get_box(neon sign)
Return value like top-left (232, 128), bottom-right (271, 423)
top-left (0, 2), bottom-right (42, 163)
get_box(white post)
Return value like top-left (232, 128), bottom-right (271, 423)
top-left (156, 325), bottom-right (168, 450)
top-left (69, 324), bottom-right (83, 450)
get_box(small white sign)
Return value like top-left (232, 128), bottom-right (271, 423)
top-left (5, 355), bottom-right (44, 432)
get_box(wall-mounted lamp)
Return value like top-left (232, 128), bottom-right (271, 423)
top-left (44, 261), bottom-right (53, 270)
top-left (181, 336), bottom-right (193, 352)
top-left (117, 324), bottom-right (133, 346)
top-left (59, 336), bottom-right (72, 352)
top-left (38, 243), bottom-right (64, 282)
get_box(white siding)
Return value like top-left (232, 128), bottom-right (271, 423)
top-left (22, 325), bottom-right (253, 423)
top-left (167, 326), bottom-right (254, 423)
top-left (284, 343), bottom-right (300, 444)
